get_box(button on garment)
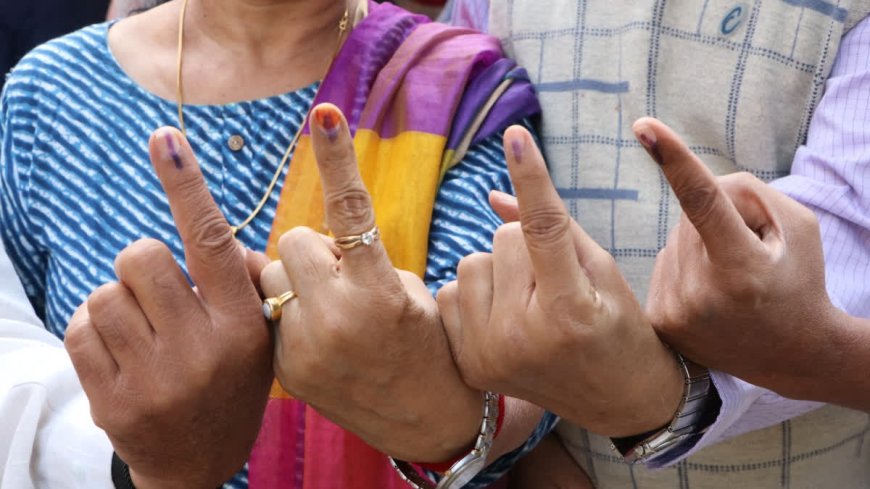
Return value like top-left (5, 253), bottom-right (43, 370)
top-left (228, 134), bottom-right (245, 151)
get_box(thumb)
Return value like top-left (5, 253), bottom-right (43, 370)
top-left (489, 191), bottom-right (520, 223)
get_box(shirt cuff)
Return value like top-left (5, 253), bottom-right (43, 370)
top-left (646, 370), bottom-right (823, 468)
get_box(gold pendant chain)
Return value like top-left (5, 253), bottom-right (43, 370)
top-left (175, 0), bottom-right (349, 237)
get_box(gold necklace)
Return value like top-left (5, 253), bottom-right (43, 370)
top-left (175, 0), bottom-right (350, 237)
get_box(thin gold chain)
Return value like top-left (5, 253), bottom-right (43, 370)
top-left (175, 0), bottom-right (350, 236)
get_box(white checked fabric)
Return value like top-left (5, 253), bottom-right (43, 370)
top-left (490, 0), bottom-right (870, 487)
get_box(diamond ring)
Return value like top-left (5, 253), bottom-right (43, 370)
top-left (334, 225), bottom-right (380, 250)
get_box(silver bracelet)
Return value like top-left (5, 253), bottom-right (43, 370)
top-left (391, 391), bottom-right (500, 489)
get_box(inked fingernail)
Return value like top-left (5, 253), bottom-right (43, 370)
top-left (314, 106), bottom-right (340, 142)
top-left (635, 124), bottom-right (664, 165)
top-left (163, 130), bottom-right (183, 169)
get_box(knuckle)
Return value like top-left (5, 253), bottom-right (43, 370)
top-left (436, 281), bottom-right (458, 308)
top-left (259, 260), bottom-right (287, 296)
top-left (278, 226), bottom-right (317, 250)
top-left (492, 222), bottom-right (522, 249)
top-left (64, 319), bottom-right (92, 356)
top-left (519, 207), bottom-right (572, 247)
top-left (674, 182), bottom-right (719, 226)
top-left (720, 171), bottom-right (757, 186)
top-left (186, 212), bottom-right (236, 261)
top-left (115, 239), bottom-right (173, 276)
top-left (456, 252), bottom-right (492, 280)
top-left (87, 283), bottom-right (128, 322)
top-left (325, 187), bottom-right (373, 227)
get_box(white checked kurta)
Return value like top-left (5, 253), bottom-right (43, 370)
top-left (490, 0), bottom-right (870, 487)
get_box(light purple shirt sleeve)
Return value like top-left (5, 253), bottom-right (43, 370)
top-left (656, 14), bottom-right (870, 465)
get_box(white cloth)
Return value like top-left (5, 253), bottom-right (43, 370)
top-left (0, 243), bottom-right (111, 488)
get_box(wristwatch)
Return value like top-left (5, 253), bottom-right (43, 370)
top-left (611, 353), bottom-right (720, 463)
top-left (390, 391), bottom-right (500, 489)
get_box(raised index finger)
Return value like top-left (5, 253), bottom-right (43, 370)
top-left (632, 117), bottom-right (761, 261)
top-left (504, 126), bottom-right (591, 299)
top-left (309, 104), bottom-right (392, 279)
top-left (149, 127), bottom-right (251, 306)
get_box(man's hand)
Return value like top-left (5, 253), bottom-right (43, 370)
top-left (437, 125), bottom-right (684, 437)
top-left (258, 104), bottom-right (482, 463)
top-left (65, 128), bottom-right (274, 489)
top-left (634, 117), bottom-right (866, 407)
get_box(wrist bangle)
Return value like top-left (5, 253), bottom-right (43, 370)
top-left (111, 452), bottom-right (137, 489)
top-left (391, 392), bottom-right (502, 489)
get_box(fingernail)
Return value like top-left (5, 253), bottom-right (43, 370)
top-left (314, 106), bottom-right (340, 142)
top-left (635, 124), bottom-right (664, 166)
top-left (162, 129), bottom-right (184, 169)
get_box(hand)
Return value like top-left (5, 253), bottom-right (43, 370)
top-left (437, 125), bottom-right (683, 437)
top-left (64, 128), bottom-right (274, 489)
top-left (259, 103), bottom-right (481, 463)
top-left (635, 117), bottom-right (852, 402)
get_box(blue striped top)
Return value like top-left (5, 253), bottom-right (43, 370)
top-left (0, 23), bottom-right (556, 488)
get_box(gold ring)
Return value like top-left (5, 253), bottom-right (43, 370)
top-left (262, 290), bottom-right (297, 322)
top-left (334, 225), bottom-right (380, 250)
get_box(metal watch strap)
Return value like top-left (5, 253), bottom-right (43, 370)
top-left (612, 353), bottom-right (716, 463)
top-left (391, 391), bottom-right (500, 489)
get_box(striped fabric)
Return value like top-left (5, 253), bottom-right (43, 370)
top-left (0, 22), bottom-right (554, 489)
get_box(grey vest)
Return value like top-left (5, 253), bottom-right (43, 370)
top-left (490, 0), bottom-right (870, 487)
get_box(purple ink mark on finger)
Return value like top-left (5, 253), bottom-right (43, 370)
top-left (637, 132), bottom-right (664, 166)
top-left (510, 137), bottom-right (524, 162)
top-left (165, 132), bottom-right (183, 169)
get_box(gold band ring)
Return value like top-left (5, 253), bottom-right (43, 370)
top-left (262, 290), bottom-right (297, 322)
top-left (334, 225), bottom-right (380, 250)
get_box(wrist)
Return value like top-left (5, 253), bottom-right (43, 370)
top-left (606, 341), bottom-right (684, 437)
top-left (790, 304), bottom-right (870, 409)
top-left (415, 394), bottom-right (506, 472)
top-left (400, 386), bottom-right (484, 463)
top-left (391, 392), bottom-right (503, 489)
top-left (612, 352), bottom-right (720, 463)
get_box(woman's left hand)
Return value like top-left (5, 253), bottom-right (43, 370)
top-left (259, 104), bottom-right (482, 463)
